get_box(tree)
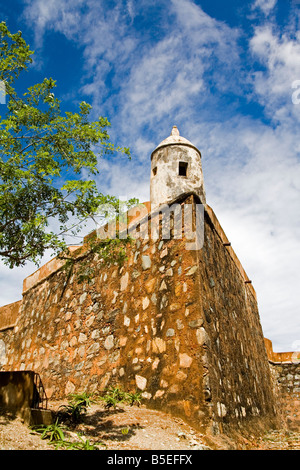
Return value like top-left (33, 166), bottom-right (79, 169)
top-left (0, 22), bottom-right (136, 268)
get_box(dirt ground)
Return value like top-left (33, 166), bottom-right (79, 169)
top-left (0, 401), bottom-right (300, 451)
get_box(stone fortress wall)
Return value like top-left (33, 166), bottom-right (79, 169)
top-left (0, 194), bottom-right (294, 437)
top-left (0, 126), bottom-right (299, 439)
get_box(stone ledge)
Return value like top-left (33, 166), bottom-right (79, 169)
top-left (265, 337), bottom-right (300, 363)
top-left (22, 246), bottom-right (82, 294)
top-left (0, 300), bottom-right (22, 331)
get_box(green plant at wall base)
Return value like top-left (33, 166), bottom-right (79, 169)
top-left (67, 391), bottom-right (96, 410)
top-left (31, 419), bottom-right (66, 442)
top-left (100, 386), bottom-right (143, 409)
top-left (125, 391), bottom-right (142, 407)
top-left (57, 403), bottom-right (84, 424)
top-left (62, 435), bottom-right (104, 450)
top-left (57, 391), bottom-right (96, 424)
top-left (101, 385), bottom-right (127, 409)
top-left (32, 425), bottom-right (103, 450)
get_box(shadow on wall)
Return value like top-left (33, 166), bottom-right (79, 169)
top-left (0, 371), bottom-right (35, 420)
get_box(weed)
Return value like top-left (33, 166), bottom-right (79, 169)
top-left (32, 388), bottom-right (143, 450)
top-left (32, 391), bottom-right (107, 450)
top-left (67, 391), bottom-right (96, 411)
top-left (101, 386), bottom-right (126, 409)
top-left (56, 391), bottom-right (96, 424)
top-left (31, 419), bottom-right (66, 442)
top-left (62, 434), bottom-right (105, 450)
top-left (125, 391), bottom-right (142, 407)
top-left (57, 403), bottom-right (84, 424)
top-left (100, 386), bottom-right (143, 409)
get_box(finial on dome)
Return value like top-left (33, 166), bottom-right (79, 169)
top-left (171, 125), bottom-right (180, 136)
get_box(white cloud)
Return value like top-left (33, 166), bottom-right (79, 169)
top-left (171, 0), bottom-right (240, 48)
top-left (250, 25), bottom-right (300, 124)
top-left (108, 0), bottom-right (244, 151)
top-left (252, 0), bottom-right (277, 15)
top-left (22, 0), bottom-right (85, 45)
top-left (22, 0), bottom-right (242, 143)
top-left (92, 157), bottom-right (150, 203)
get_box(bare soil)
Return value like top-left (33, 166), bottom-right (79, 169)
top-left (0, 400), bottom-right (300, 451)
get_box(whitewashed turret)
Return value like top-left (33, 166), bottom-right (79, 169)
top-left (150, 126), bottom-right (206, 210)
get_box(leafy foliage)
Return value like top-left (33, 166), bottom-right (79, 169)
top-left (31, 419), bottom-right (66, 442)
top-left (57, 403), bottom-right (85, 425)
top-left (125, 390), bottom-right (143, 407)
top-left (61, 435), bottom-right (103, 450)
top-left (31, 420), bottom-right (103, 450)
top-left (56, 391), bottom-right (96, 424)
top-left (100, 386), bottom-right (143, 409)
top-left (67, 391), bottom-right (96, 410)
top-left (31, 388), bottom-right (142, 449)
top-left (0, 22), bottom-right (134, 268)
top-left (101, 386), bottom-right (127, 409)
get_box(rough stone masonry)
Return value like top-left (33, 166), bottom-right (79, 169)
top-left (0, 127), bottom-right (298, 438)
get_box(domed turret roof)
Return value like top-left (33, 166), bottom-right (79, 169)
top-left (151, 126), bottom-right (200, 158)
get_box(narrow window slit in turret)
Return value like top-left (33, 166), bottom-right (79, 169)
top-left (179, 161), bottom-right (188, 177)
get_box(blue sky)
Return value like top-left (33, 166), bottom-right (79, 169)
top-left (1, 0), bottom-right (300, 352)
